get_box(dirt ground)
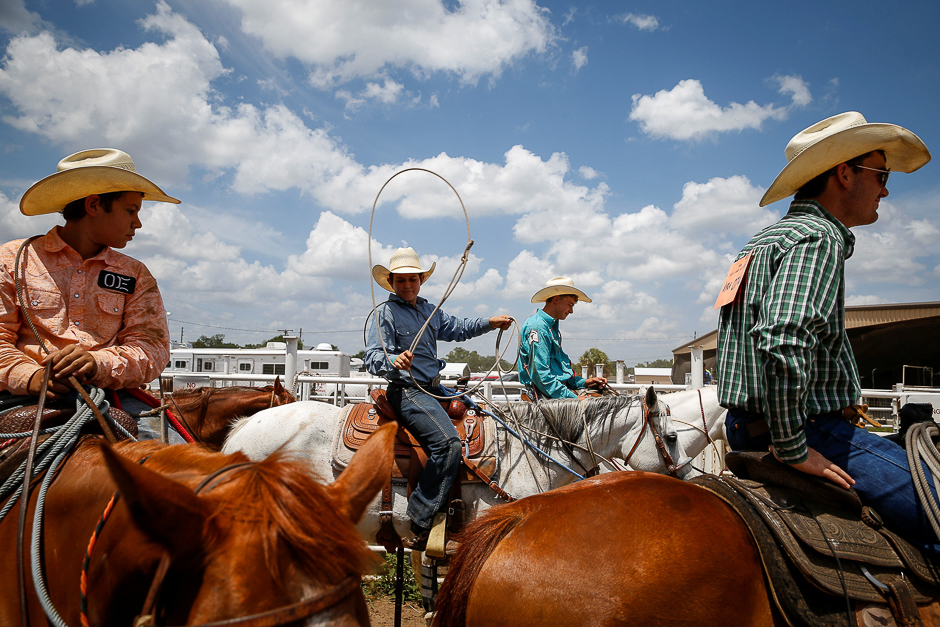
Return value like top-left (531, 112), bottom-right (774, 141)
top-left (366, 595), bottom-right (429, 626)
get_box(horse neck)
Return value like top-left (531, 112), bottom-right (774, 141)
top-left (485, 398), bottom-right (641, 492)
top-left (191, 388), bottom-right (273, 447)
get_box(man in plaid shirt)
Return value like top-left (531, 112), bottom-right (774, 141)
top-left (717, 112), bottom-right (938, 552)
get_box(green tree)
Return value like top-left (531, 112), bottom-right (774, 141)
top-left (444, 347), bottom-right (512, 373)
top-left (577, 347), bottom-right (615, 377)
top-left (244, 335), bottom-right (304, 349)
top-left (191, 334), bottom-right (240, 348)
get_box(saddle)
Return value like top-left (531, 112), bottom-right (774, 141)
top-left (693, 451), bottom-right (940, 627)
top-left (0, 401), bottom-right (138, 487)
top-left (339, 389), bottom-right (500, 551)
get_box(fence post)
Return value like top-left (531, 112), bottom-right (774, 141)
top-left (690, 345), bottom-right (704, 389)
top-left (285, 336), bottom-right (299, 394)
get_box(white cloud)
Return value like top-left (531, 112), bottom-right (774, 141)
top-left (618, 13), bottom-right (659, 31)
top-left (222, 0), bottom-right (558, 88)
top-left (671, 175), bottom-right (777, 235)
top-left (773, 74), bottom-right (812, 107)
top-left (572, 46), bottom-right (588, 72)
top-left (0, 0), bottom-right (42, 34)
top-left (846, 203), bottom-right (937, 287)
top-left (629, 78), bottom-right (805, 141)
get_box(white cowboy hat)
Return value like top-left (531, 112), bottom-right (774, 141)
top-left (760, 112), bottom-right (931, 207)
top-left (531, 276), bottom-right (592, 304)
top-left (19, 148), bottom-right (180, 216)
top-left (372, 247), bottom-right (437, 292)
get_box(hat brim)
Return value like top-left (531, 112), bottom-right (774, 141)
top-left (531, 285), bottom-right (591, 304)
top-left (19, 166), bottom-right (181, 216)
top-left (371, 263), bottom-right (436, 292)
top-left (760, 123), bottom-right (931, 207)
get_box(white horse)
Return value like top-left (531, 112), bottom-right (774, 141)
top-left (223, 386), bottom-right (726, 544)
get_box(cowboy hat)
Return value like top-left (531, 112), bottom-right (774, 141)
top-left (531, 276), bottom-right (592, 304)
top-left (19, 148), bottom-right (180, 216)
top-left (760, 112), bottom-right (930, 207)
top-left (372, 247), bottom-right (436, 292)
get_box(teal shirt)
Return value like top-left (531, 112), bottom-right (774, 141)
top-left (517, 309), bottom-right (585, 399)
top-left (717, 200), bottom-right (861, 464)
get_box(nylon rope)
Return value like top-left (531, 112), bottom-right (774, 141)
top-left (906, 422), bottom-right (940, 541)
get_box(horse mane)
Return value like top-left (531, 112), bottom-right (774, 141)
top-left (498, 394), bottom-right (642, 443)
top-left (109, 441), bottom-right (375, 586)
top-left (432, 508), bottom-right (527, 627)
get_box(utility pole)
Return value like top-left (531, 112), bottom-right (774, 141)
top-left (180, 327), bottom-right (184, 344)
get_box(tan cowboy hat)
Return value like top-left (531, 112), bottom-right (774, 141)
top-left (372, 247), bottom-right (437, 292)
top-left (19, 148), bottom-right (180, 216)
top-left (760, 112), bottom-right (931, 207)
top-left (531, 276), bottom-right (592, 304)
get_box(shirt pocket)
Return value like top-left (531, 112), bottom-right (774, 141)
top-left (395, 326), bottom-right (416, 349)
top-left (95, 292), bottom-right (126, 339)
top-left (24, 289), bottom-right (66, 333)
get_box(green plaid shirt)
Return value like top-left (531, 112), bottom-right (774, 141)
top-left (717, 200), bottom-right (861, 463)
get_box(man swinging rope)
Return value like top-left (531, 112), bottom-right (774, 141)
top-left (364, 247), bottom-right (511, 550)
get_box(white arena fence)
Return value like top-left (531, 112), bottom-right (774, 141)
top-left (156, 373), bottom-right (940, 476)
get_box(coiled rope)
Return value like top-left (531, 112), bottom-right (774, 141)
top-left (906, 421), bottom-right (940, 541)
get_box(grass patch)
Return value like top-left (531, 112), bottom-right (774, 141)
top-left (362, 552), bottom-right (421, 603)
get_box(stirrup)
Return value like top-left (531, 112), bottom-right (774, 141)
top-left (425, 512), bottom-right (448, 558)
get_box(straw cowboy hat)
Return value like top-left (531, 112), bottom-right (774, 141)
top-left (531, 276), bottom-right (592, 304)
top-left (760, 111), bottom-right (930, 207)
top-left (372, 247), bottom-right (436, 292)
top-left (19, 148), bottom-right (180, 216)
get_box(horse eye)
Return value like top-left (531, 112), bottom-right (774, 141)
top-left (666, 433), bottom-right (677, 444)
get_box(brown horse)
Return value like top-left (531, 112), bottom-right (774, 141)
top-left (166, 377), bottom-right (295, 448)
top-left (434, 472), bottom-right (788, 627)
top-left (0, 422), bottom-right (395, 626)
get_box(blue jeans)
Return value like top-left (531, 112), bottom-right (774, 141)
top-left (115, 389), bottom-right (185, 444)
top-left (726, 409), bottom-right (940, 554)
top-left (386, 384), bottom-right (462, 531)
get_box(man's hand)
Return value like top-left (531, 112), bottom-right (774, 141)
top-left (393, 350), bottom-right (414, 371)
top-left (770, 445), bottom-right (855, 490)
top-left (26, 368), bottom-right (71, 400)
top-left (43, 345), bottom-right (98, 383)
top-left (585, 376), bottom-right (608, 389)
top-left (489, 315), bottom-right (512, 330)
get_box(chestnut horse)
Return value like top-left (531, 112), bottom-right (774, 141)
top-left (167, 377), bottom-right (295, 448)
top-left (0, 423), bottom-right (395, 626)
top-left (434, 472), bottom-right (785, 627)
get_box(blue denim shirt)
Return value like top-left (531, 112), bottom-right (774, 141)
top-left (517, 308), bottom-right (585, 399)
top-left (364, 294), bottom-right (492, 385)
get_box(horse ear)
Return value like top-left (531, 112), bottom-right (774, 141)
top-left (327, 422), bottom-right (395, 523)
top-left (274, 376), bottom-right (283, 393)
top-left (645, 385), bottom-right (657, 409)
top-left (96, 442), bottom-right (211, 555)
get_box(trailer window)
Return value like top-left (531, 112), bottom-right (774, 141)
top-left (239, 363), bottom-right (252, 372)
top-left (310, 361), bottom-right (329, 370)
top-left (262, 364), bottom-right (286, 375)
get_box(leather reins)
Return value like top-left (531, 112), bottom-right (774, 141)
top-left (81, 461), bottom-right (361, 627)
top-left (621, 398), bottom-right (679, 478)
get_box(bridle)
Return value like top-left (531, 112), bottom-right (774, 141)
top-left (83, 462), bottom-right (362, 627)
top-left (622, 398), bottom-right (680, 478)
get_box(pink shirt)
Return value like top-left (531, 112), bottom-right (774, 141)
top-left (0, 227), bottom-right (170, 395)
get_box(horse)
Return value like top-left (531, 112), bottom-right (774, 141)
top-left (0, 422), bottom-right (396, 626)
top-left (222, 386), bottom-right (725, 544)
top-left (433, 471), bottom-right (783, 627)
top-left (166, 377), bottom-right (295, 448)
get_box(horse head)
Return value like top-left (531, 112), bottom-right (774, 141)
top-left (619, 386), bottom-right (699, 478)
top-left (83, 423), bottom-right (395, 626)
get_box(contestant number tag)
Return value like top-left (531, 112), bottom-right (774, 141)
top-left (713, 252), bottom-right (751, 310)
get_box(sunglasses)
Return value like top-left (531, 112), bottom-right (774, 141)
top-left (854, 165), bottom-right (890, 187)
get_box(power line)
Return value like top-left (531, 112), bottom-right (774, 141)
top-left (168, 318), bottom-right (359, 334)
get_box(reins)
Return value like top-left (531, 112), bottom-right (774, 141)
top-left (622, 397), bottom-right (680, 478)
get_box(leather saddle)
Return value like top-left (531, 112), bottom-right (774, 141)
top-left (341, 389), bottom-right (491, 481)
top-left (0, 400), bottom-right (138, 486)
top-left (693, 451), bottom-right (940, 627)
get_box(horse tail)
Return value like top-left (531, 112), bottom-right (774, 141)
top-left (432, 508), bottom-right (526, 627)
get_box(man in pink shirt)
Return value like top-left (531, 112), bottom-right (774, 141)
top-left (0, 148), bottom-right (180, 440)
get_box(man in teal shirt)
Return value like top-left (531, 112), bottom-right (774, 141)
top-left (518, 277), bottom-right (606, 399)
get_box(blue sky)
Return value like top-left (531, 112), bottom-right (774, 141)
top-left (1, 0), bottom-right (938, 366)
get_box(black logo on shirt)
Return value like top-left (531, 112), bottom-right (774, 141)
top-left (97, 271), bottom-right (136, 294)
